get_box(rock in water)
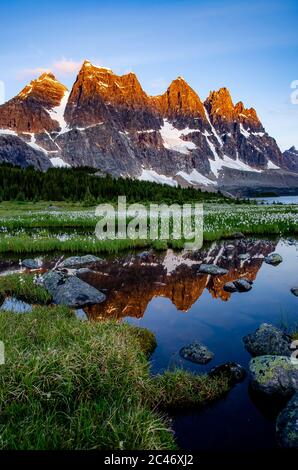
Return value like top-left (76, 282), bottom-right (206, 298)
top-left (291, 288), bottom-right (298, 297)
top-left (233, 279), bottom-right (252, 292)
top-left (198, 264), bottom-right (228, 275)
top-left (209, 362), bottom-right (246, 384)
top-left (223, 282), bottom-right (238, 293)
top-left (243, 323), bottom-right (292, 357)
top-left (0, 297), bottom-right (32, 313)
top-left (264, 253), bottom-right (283, 265)
top-left (21, 259), bottom-right (40, 269)
top-left (276, 393), bottom-right (298, 448)
top-left (180, 342), bottom-right (214, 364)
top-left (249, 355), bottom-right (298, 397)
top-left (42, 271), bottom-right (106, 308)
top-left (59, 255), bottom-right (102, 268)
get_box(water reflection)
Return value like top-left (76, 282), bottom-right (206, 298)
top-left (81, 239), bottom-right (277, 321)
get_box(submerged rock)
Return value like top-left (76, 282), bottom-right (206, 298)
top-left (209, 362), bottom-right (246, 384)
top-left (0, 297), bottom-right (32, 313)
top-left (198, 264), bottom-right (228, 275)
top-left (249, 355), bottom-right (298, 397)
top-left (21, 259), bottom-right (40, 269)
top-left (59, 255), bottom-right (102, 268)
top-left (243, 323), bottom-right (292, 357)
top-left (291, 287), bottom-right (298, 297)
top-left (180, 341), bottom-right (214, 364)
top-left (264, 253), bottom-right (283, 265)
top-left (42, 271), bottom-right (106, 308)
top-left (276, 393), bottom-right (298, 448)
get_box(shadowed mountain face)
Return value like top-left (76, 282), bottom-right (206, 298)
top-left (0, 61), bottom-right (297, 192)
top-left (79, 239), bottom-right (276, 321)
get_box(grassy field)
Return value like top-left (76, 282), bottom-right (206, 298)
top-left (0, 201), bottom-right (297, 253)
top-left (0, 288), bottom-right (233, 450)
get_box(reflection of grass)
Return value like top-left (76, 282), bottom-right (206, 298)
top-left (0, 306), bottom-right (235, 450)
top-left (0, 274), bottom-right (51, 305)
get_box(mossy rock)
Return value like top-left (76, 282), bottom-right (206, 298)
top-left (249, 355), bottom-right (298, 397)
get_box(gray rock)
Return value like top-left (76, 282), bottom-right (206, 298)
top-left (42, 271), bottom-right (106, 308)
top-left (264, 253), bottom-right (283, 265)
top-left (249, 355), bottom-right (298, 397)
top-left (243, 323), bottom-right (292, 357)
top-left (59, 255), bottom-right (102, 268)
top-left (198, 264), bottom-right (228, 275)
top-left (276, 393), bottom-right (298, 448)
top-left (21, 259), bottom-right (40, 269)
top-left (233, 279), bottom-right (252, 292)
top-left (76, 267), bottom-right (95, 275)
top-left (224, 282), bottom-right (238, 293)
top-left (209, 362), bottom-right (246, 384)
top-left (180, 342), bottom-right (214, 364)
top-left (291, 288), bottom-right (298, 297)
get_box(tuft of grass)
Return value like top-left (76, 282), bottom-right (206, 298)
top-left (152, 369), bottom-right (231, 410)
top-left (0, 306), bottom-right (236, 450)
top-left (0, 274), bottom-right (51, 305)
top-left (0, 306), bottom-right (175, 450)
top-left (292, 331), bottom-right (298, 341)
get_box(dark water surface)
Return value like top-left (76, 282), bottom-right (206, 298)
top-left (1, 237), bottom-right (297, 451)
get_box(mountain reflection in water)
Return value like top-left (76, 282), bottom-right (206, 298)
top-left (80, 239), bottom-right (276, 321)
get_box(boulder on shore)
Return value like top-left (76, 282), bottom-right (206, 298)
top-left (21, 259), bottom-right (40, 269)
top-left (42, 271), bottom-right (106, 308)
top-left (276, 393), bottom-right (298, 448)
top-left (249, 355), bottom-right (298, 397)
top-left (59, 255), bottom-right (102, 268)
top-left (243, 323), bottom-right (292, 357)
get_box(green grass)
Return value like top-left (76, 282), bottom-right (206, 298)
top-left (292, 331), bottom-right (298, 341)
top-left (0, 304), bottom-right (235, 450)
top-left (153, 369), bottom-right (231, 410)
top-left (0, 201), bottom-right (297, 253)
top-left (0, 274), bottom-right (52, 305)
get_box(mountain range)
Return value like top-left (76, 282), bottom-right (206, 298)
top-left (0, 60), bottom-right (297, 195)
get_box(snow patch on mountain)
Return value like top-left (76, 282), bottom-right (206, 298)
top-left (50, 157), bottom-right (71, 168)
top-left (160, 120), bottom-right (197, 154)
top-left (47, 91), bottom-right (70, 135)
top-left (267, 160), bottom-right (280, 170)
top-left (177, 170), bottom-right (216, 186)
top-left (139, 169), bottom-right (177, 186)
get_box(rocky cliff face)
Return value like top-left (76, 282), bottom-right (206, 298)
top-left (283, 146), bottom-right (298, 173)
top-left (0, 60), bottom-right (297, 192)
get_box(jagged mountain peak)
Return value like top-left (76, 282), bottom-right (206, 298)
top-left (17, 72), bottom-right (67, 104)
top-left (204, 87), bottom-right (235, 120)
top-left (152, 76), bottom-right (206, 120)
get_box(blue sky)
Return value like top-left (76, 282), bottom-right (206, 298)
top-left (0, 0), bottom-right (297, 150)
